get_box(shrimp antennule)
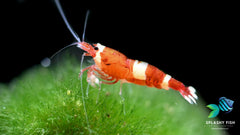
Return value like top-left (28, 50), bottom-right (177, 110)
top-left (55, 0), bottom-right (81, 42)
top-left (51, 1), bottom-right (92, 60)
top-left (82, 10), bottom-right (90, 42)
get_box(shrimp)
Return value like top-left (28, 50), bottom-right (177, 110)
top-left (53, 0), bottom-right (198, 104)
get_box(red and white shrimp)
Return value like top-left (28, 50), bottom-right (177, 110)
top-left (54, 0), bottom-right (198, 104)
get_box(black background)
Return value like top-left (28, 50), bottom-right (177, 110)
top-left (0, 0), bottom-right (239, 134)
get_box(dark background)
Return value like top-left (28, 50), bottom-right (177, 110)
top-left (0, 0), bottom-right (239, 133)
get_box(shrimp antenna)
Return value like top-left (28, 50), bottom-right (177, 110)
top-left (82, 10), bottom-right (90, 41)
top-left (50, 42), bottom-right (78, 60)
top-left (49, 0), bottom-right (80, 61)
top-left (41, 42), bottom-right (77, 67)
top-left (55, 0), bottom-right (81, 42)
top-left (47, 1), bottom-right (91, 66)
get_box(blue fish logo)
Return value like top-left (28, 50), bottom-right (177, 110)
top-left (207, 97), bottom-right (234, 118)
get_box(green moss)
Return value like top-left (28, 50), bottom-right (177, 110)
top-left (0, 58), bottom-right (227, 134)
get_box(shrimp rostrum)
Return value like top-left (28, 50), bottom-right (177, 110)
top-left (54, 0), bottom-right (198, 104)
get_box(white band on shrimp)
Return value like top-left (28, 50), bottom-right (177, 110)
top-left (132, 60), bottom-right (148, 80)
top-left (161, 74), bottom-right (171, 90)
top-left (94, 43), bottom-right (105, 65)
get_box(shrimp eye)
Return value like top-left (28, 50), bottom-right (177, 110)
top-left (94, 47), bottom-right (99, 50)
